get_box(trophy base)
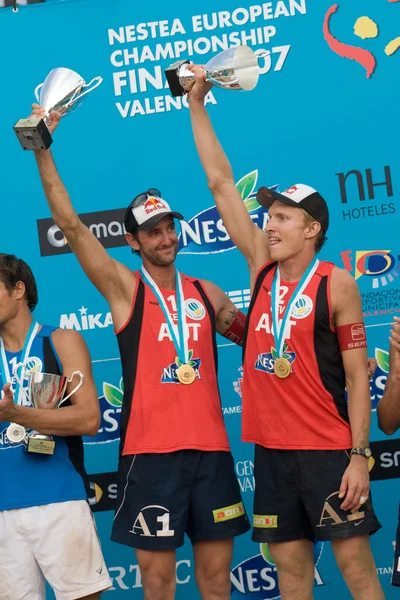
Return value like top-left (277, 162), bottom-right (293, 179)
top-left (25, 435), bottom-right (55, 456)
top-left (165, 60), bottom-right (191, 97)
top-left (13, 118), bottom-right (53, 151)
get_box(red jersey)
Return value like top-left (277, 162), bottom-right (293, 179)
top-left (242, 261), bottom-right (352, 450)
top-left (117, 272), bottom-right (230, 455)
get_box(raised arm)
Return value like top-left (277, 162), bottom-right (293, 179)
top-left (377, 317), bottom-right (400, 435)
top-left (188, 68), bottom-right (269, 274)
top-left (31, 105), bottom-right (135, 307)
top-left (0, 329), bottom-right (99, 437)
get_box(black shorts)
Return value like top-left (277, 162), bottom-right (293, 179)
top-left (252, 445), bottom-right (381, 543)
top-left (111, 450), bottom-right (250, 550)
top-left (391, 505), bottom-right (400, 586)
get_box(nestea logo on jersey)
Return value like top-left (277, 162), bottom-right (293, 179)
top-left (161, 350), bottom-right (201, 384)
top-left (231, 542), bottom-right (324, 599)
top-left (84, 378), bottom-right (123, 444)
top-left (178, 171), bottom-right (278, 254)
top-left (255, 344), bottom-right (296, 375)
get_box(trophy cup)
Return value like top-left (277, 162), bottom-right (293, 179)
top-left (165, 45), bottom-right (267, 97)
top-left (9, 367), bottom-right (84, 455)
top-left (13, 67), bottom-right (103, 151)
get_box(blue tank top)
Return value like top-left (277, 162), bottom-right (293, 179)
top-left (0, 325), bottom-right (88, 510)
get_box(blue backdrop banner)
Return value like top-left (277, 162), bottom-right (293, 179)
top-left (0, 0), bottom-right (399, 597)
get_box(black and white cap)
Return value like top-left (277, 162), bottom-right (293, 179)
top-left (256, 183), bottom-right (329, 233)
top-left (124, 191), bottom-right (184, 233)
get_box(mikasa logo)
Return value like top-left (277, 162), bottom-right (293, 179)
top-left (60, 306), bottom-right (113, 331)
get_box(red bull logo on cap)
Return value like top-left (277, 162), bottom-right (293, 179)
top-left (284, 185), bottom-right (299, 194)
top-left (143, 197), bottom-right (168, 215)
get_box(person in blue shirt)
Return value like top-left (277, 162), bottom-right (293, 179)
top-left (0, 253), bottom-right (112, 600)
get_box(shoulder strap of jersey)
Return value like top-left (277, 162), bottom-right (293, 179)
top-left (242, 261), bottom-right (277, 361)
top-left (37, 324), bottom-right (58, 338)
top-left (316, 261), bottom-right (336, 277)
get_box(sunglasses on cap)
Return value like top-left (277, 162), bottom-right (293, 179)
top-left (128, 188), bottom-right (162, 208)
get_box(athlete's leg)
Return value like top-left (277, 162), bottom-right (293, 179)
top-left (136, 548), bottom-right (177, 600)
top-left (112, 453), bottom-right (190, 598)
top-left (300, 450), bottom-right (382, 599)
top-left (268, 539), bottom-right (315, 600)
top-left (0, 506), bottom-right (46, 600)
top-left (32, 501), bottom-right (112, 600)
top-left (193, 539), bottom-right (233, 600)
top-left (252, 445), bottom-right (316, 600)
top-left (332, 534), bottom-right (384, 599)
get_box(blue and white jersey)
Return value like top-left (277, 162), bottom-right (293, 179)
top-left (0, 325), bottom-right (87, 511)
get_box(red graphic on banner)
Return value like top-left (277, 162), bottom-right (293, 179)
top-left (323, 4), bottom-right (376, 78)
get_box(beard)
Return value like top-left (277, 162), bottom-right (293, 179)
top-left (140, 241), bottom-right (179, 266)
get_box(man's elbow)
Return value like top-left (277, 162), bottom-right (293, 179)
top-left (208, 175), bottom-right (235, 196)
top-left (81, 413), bottom-right (100, 437)
top-left (58, 218), bottom-right (81, 239)
top-left (378, 413), bottom-right (399, 436)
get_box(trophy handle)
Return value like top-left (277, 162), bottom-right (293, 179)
top-left (65, 76), bottom-right (103, 107)
top-left (34, 83), bottom-right (43, 103)
top-left (12, 362), bottom-right (30, 401)
top-left (254, 49), bottom-right (270, 59)
top-left (60, 371), bottom-right (84, 405)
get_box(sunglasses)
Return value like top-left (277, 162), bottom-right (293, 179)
top-left (129, 188), bottom-right (161, 209)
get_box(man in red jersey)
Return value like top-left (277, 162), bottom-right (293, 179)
top-left (187, 68), bottom-right (384, 600)
top-left (29, 104), bottom-right (249, 600)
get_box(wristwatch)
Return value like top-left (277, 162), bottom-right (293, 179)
top-left (351, 447), bottom-right (372, 458)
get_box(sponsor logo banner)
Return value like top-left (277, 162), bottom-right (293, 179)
top-left (88, 471), bottom-right (117, 512)
top-left (369, 439), bottom-right (400, 482)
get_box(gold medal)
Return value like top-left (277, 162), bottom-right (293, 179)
top-left (176, 364), bottom-right (196, 385)
top-left (273, 357), bottom-right (291, 379)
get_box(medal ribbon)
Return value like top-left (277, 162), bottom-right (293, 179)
top-left (0, 320), bottom-right (40, 405)
top-left (141, 268), bottom-right (188, 365)
top-left (271, 259), bottom-right (319, 357)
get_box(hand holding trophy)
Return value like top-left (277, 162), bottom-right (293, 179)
top-left (7, 367), bottom-right (84, 455)
top-left (14, 67), bottom-right (103, 151)
top-left (165, 45), bottom-right (267, 97)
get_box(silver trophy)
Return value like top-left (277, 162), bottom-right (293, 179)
top-left (7, 367), bottom-right (84, 455)
top-left (165, 45), bottom-right (267, 97)
top-left (14, 67), bottom-right (103, 151)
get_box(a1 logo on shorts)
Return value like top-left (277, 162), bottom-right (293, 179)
top-left (130, 505), bottom-right (175, 537)
top-left (317, 491), bottom-right (365, 528)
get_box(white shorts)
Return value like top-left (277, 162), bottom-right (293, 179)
top-left (0, 500), bottom-right (112, 600)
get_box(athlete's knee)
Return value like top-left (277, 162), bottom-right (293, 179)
top-left (333, 537), bottom-right (378, 586)
top-left (195, 560), bottom-right (231, 597)
top-left (269, 541), bottom-right (313, 574)
top-left (268, 540), bottom-right (315, 593)
top-left (137, 550), bottom-right (176, 600)
top-left (141, 571), bottom-right (176, 600)
top-left (338, 553), bottom-right (376, 585)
